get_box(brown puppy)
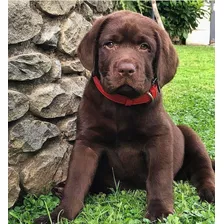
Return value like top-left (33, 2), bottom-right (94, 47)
top-left (34, 10), bottom-right (215, 223)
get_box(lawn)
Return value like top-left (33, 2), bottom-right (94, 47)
top-left (8, 45), bottom-right (215, 224)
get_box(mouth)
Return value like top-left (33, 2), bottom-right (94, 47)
top-left (114, 84), bottom-right (140, 99)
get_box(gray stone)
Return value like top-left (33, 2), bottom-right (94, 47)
top-left (8, 90), bottom-right (29, 122)
top-left (33, 21), bottom-right (60, 49)
top-left (53, 144), bottom-right (72, 184)
top-left (8, 148), bottom-right (31, 166)
top-left (49, 59), bottom-right (62, 80)
top-left (61, 58), bottom-right (85, 74)
top-left (8, 167), bottom-right (20, 208)
top-left (20, 140), bottom-right (72, 194)
top-left (8, 53), bottom-right (52, 81)
top-left (36, 0), bottom-right (77, 16)
top-left (9, 119), bottom-right (60, 153)
top-left (59, 12), bottom-right (92, 56)
top-left (7, 0), bottom-right (115, 201)
top-left (29, 83), bottom-right (65, 118)
top-left (86, 0), bottom-right (114, 13)
top-left (80, 2), bottom-right (94, 21)
top-left (59, 76), bottom-right (88, 98)
top-left (8, 0), bottom-right (43, 44)
top-left (85, 70), bottom-right (92, 79)
top-left (29, 76), bottom-right (88, 118)
top-left (57, 115), bottom-right (77, 141)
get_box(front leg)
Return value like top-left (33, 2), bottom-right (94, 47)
top-left (34, 140), bottom-right (103, 224)
top-left (145, 134), bottom-right (174, 221)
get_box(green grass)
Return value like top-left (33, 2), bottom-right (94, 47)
top-left (163, 46), bottom-right (215, 159)
top-left (8, 46), bottom-right (215, 224)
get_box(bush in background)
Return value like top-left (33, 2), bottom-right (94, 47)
top-left (115, 0), bottom-right (210, 44)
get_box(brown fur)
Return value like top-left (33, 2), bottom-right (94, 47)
top-left (34, 11), bottom-right (215, 223)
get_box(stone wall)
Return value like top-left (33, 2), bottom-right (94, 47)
top-left (8, 0), bottom-right (114, 208)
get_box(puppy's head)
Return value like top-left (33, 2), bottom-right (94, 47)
top-left (78, 11), bottom-right (178, 98)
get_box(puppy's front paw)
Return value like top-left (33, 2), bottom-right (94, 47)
top-left (34, 207), bottom-right (64, 224)
top-left (33, 215), bottom-right (54, 224)
top-left (145, 200), bottom-right (173, 222)
top-left (198, 186), bottom-right (215, 204)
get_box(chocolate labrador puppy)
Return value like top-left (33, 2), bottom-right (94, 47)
top-left (35, 10), bottom-right (215, 223)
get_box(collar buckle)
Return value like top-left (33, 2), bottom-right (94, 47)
top-left (147, 92), bottom-right (154, 102)
top-left (152, 77), bottom-right (160, 92)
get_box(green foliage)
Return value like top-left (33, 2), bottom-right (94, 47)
top-left (163, 45), bottom-right (215, 158)
top-left (115, 0), bottom-right (209, 44)
top-left (8, 46), bottom-right (215, 223)
top-left (115, 0), bottom-right (150, 14)
top-left (8, 193), bottom-right (59, 224)
top-left (156, 0), bottom-right (209, 43)
top-left (8, 182), bottom-right (215, 223)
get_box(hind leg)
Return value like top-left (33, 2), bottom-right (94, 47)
top-left (176, 125), bottom-right (215, 203)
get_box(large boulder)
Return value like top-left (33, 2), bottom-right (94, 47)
top-left (8, 53), bottom-right (52, 81)
top-left (59, 76), bottom-right (88, 97)
top-left (8, 0), bottom-right (43, 44)
top-left (53, 143), bottom-right (73, 185)
top-left (57, 115), bottom-right (77, 141)
top-left (29, 76), bottom-right (88, 118)
top-left (48, 59), bottom-right (62, 81)
top-left (9, 119), bottom-right (60, 154)
top-left (8, 90), bottom-right (29, 122)
top-left (8, 167), bottom-right (20, 208)
top-left (61, 58), bottom-right (85, 74)
top-left (59, 12), bottom-right (92, 56)
top-left (86, 0), bottom-right (114, 13)
top-left (79, 2), bottom-right (94, 21)
top-left (29, 83), bottom-right (66, 118)
top-left (20, 140), bottom-right (72, 194)
top-left (36, 0), bottom-right (78, 16)
top-left (33, 20), bottom-right (61, 49)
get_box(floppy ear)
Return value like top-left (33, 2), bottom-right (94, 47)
top-left (154, 29), bottom-right (179, 88)
top-left (77, 16), bottom-right (108, 71)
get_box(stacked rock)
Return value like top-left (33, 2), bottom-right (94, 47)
top-left (8, 0), bottom-right (114, 208)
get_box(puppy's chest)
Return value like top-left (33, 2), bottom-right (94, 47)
top-left (110, 126), bottom-right (148, 165)
top-left (100, 111), bottom-right (149, 180)
top-left (106, 140), bottom-right (147, 180)
top-left (115, 128), bottom-right (148, 142)
top-left (101, 124), bottom-right (149, 147)
top-left (95, 104), bottom-right (154, 149)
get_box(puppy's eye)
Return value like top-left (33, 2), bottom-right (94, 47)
top-left (104, 41), bottom-right (115, 49)
top-left (139, 43), bottom-right (150, 50)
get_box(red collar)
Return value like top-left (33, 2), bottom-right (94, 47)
top-left (93, 76), bottom-right (158, 106)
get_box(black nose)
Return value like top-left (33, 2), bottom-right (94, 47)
top-left (118, 62), bottom-right (136, 76)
